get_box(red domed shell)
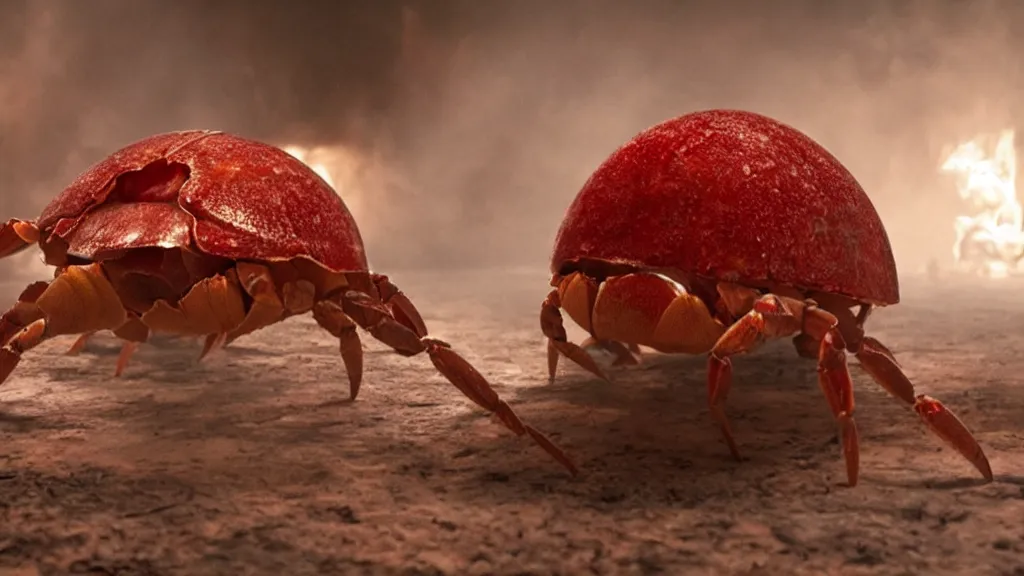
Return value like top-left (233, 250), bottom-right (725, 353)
top-left (38, 130), bottom-right (368, 272)
top-left (551, 109), bottom-right (899, 305)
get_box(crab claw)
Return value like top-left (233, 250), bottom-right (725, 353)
top-left (0, 219), bottom-right (40, 259)
top-left (0, 281), bottom-right (48, 347)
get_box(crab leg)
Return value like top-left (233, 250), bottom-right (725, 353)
top-left (65, 331), bottom-right (97, 355)
top-left (62, 311), bottom-right (149, 377)
top-left (580, 336), bottom-right (642, 366)
top-left (855, 335), bottom-right (992, 482)
top-left (541, 287), bottom-right (608, 382)
top-left (710, 292), bottom-right (992, 486)
top-left (372, 273), bottom-right (428, 338)
top-left (107, 315), bottom-right (151, 376)
top-left (1, 264), bottom-right (128, 385)
top-left (224, 262), bottom-right (287, 345)
top-left (0, 219), bottom-right (40, 259)
top-left (708, 293), bottom-right (865, 484)
top-left (342, 286), bottom-right (577, 475)
top-left (312, 300), bottom-right (364, 400)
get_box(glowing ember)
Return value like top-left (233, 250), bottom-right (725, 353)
top-left (940, 129), bottom-right (1022, 279)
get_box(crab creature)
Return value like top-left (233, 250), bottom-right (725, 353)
top-left (0, 130), bottom-right (575, 474)
top-left (540, 109), bottom-right (992, 486)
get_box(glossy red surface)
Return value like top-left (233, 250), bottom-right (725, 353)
top-left (38, 131), bottom-right (368, 272)
top-left (62, 203), bottom-right (192, 260)
top-left (551, 109), bottom-right (899, 305)
top-left (38, 131), bottom-right (209, 230)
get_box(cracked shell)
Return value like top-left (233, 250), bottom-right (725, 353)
top-left (37, 130), bottom-right (368, 272)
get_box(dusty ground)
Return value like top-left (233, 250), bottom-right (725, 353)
top-left (0, 267), bottom-right (1021, 575)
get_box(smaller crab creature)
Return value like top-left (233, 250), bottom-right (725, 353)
top-left (541, 109), bottom-right (992, 486)
top-left (0, 130), bottom-right (575, 475)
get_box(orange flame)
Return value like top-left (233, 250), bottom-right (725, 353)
top-left (940, 130), bottom-right (1021, 278)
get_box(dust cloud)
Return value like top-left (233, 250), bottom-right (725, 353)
top-left (1, 0), bottom-right (1022, 279)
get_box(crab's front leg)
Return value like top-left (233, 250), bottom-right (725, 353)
top-left (541, 282), bottom-right (609, 382)
top-left (706, 288), bottom-right (798, 461)
top-left (708, 291), bottom-right (864, 484)
top-left (0, 219), bottom-right (40, 259)
top-left (342, 284), bottom-right (577, 475)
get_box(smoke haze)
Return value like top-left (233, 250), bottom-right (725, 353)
top-left (2, 0), bottom-right (1022, 278)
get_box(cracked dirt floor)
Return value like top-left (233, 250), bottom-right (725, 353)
top-left (0, 267), bottom-right (1022, 575)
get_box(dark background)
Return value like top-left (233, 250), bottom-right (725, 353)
top-left (1, 0), bottom-right (1022, 272)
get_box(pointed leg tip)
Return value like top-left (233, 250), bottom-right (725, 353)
top-left (0, 351), bottom-right (18, 386)
top-left (845, 458), bottom-right (860, 487)
top-left (721, 433), bottom-right (741, 461)
top-left (978, 459), bottom-right (995, 482)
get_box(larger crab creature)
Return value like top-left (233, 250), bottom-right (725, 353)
top-left (540, 109), bottom-right (992, 486)
top-left (0, 130), bottom-right (574, 474)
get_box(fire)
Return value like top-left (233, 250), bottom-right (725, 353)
top-left (940, 129), bottom-right (1022, 278)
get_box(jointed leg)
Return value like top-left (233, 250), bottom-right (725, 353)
top-left (372, 273), bottom-right (428, 338)
top-left (313, 300), bottom-right (363, 400)
top-left (65, 331), bottom-right (96, 355)
top-left (541, 286), bottom-right (608, 382)
top-left (342, 286), bottom-right (577, 475)
top-left (854, 332), bottom-right (992, 482)
top-left (110, 314), bottom-right (152, 377)
top-left (708, 292), bottom-right (864, 484)
top-left (805, 302), bottom-right (990, 482)
top-left (224, 262), bottom-right (287, 345)
top-left (710, 288), bottom-right (992, 486)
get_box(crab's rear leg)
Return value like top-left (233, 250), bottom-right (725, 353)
top-left (1, 264), bottom-right (128, 385)
top-left (343, 281), bottom-right (577, 475)
top-left (0, 219), bottom-right (40, 259)
top-left (854, 330), bottom-right (992, 482)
